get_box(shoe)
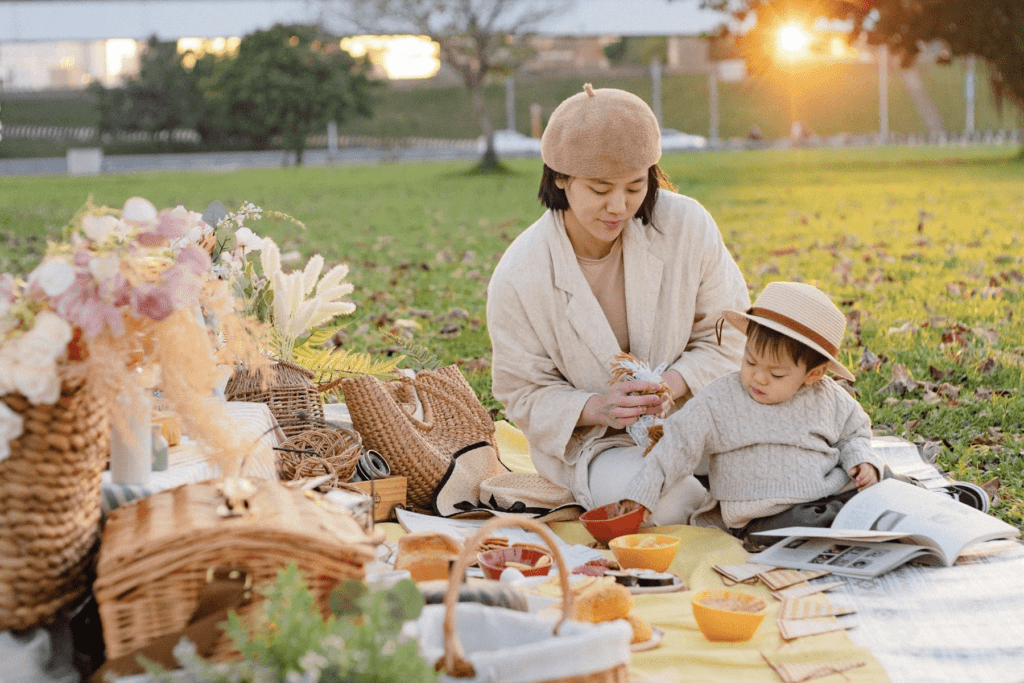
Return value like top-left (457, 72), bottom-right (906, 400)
top-left (937, 482), bottom-right (990, 513)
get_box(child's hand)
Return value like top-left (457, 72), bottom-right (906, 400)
top-left (849, 463), bottom-right (880, 490)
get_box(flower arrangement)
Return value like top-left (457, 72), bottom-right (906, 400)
top-left (0, 196), bottom-right (264, 474)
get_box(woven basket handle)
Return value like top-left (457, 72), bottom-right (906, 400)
top-left (438, 516), bottom-right (574, 678)
top-left (394, 371), bottom-right (492, 432)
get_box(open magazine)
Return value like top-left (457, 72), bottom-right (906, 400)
top-left (751, 479), bottom-right (1020, 578)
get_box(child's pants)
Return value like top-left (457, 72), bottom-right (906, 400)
top-left (588, 444), bottom-right (709, 526)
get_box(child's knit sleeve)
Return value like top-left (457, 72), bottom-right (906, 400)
top-left (621, 396), bottom-right (716, 511)
top-left (834, 390), bottom-right (884, 475)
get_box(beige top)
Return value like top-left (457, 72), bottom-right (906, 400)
top-left (487, 189), bottom-right (751, 507)
top-left (577, 236), bottom-right (629, 352)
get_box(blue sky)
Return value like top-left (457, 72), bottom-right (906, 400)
top-left (1, 0), bottom-right (732, 42)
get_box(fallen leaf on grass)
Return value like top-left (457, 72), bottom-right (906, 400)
top-left (981, 477), bottom-right (1001, 504)
top-left (916, 438), bottom-right (949, 463)
top-left (859, 347), bottom-right (882, 372)
top-left (977, 358), bottom-right (999, 375)
top-left (846, 310), bottom-right (862, 346)
top-left (888, 321), bottom-right (918, 335)
top-left (879, 363), bottom-right (918, 395)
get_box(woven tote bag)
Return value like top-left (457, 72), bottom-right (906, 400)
top-left (340, 366), bottom-right (497, 510)
top-left (0, 369), bottom-right (110, 630)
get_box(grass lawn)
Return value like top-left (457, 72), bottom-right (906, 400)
top-left (1, 145), bottom-right (1022, 528)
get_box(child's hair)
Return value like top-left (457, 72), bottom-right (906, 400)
top-left (746, 320), bottom-right (829, 371)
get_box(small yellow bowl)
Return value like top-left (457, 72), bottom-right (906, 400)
top-left (607, 534), bottom-right (681, 573)
top-left (691, 589), bottom-right (768, 642)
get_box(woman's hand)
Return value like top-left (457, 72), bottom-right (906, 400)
top-left (580, 379), bottom-right (664, 429)
top-left (849, 463), bottom-right (880, 491)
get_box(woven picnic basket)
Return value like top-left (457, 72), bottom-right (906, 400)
top-left (224, 358), bottom-right (324, 438)
top-left (340, 365), bottom-right (497, 510)
top-left (0, 368), bottom-right (109, 631)
top-left (277, 425), bottom-right (363, 487)
top-left (93, 478), bottom-right (378, 662)
top-left (422, 516), bottom-right (632, 683)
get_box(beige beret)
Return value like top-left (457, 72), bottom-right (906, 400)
top-left (541, 83), bottom-right (661, 179)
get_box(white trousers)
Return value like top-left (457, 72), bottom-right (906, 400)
top-left (587, 444), bottom-right (709, 526)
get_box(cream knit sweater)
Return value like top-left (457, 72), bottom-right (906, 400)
top-left (623, 373), bottom-right (884, 519)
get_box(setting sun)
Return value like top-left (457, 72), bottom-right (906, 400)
top-left (778, 24), bottom-right (810, 58)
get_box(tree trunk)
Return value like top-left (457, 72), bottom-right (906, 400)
top-left (469, 80), bottom-right (504, 172)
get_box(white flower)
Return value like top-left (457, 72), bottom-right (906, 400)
top-left (28, 258), bottom-right (76, 297)
top-left (81, 214), bottom-right (121, 243)
top-left (0, 401), bottom-right (25, 464)
top-left (8, 363), bottom-right (61, 405)
top-left (122, 196), bottom-right (158, 224)
top-left (301, 254), bottom-right (324, 296)
top-left (234, 227), bottom-right (266, 254)
top-left (88, 252), bottom-right (121, 283)
top-left (260, 238), bottom-right (281, 279)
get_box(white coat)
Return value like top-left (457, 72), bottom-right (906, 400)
top-left (487, 190), bottom-right (750, 506)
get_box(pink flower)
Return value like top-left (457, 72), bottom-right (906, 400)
top-left (175, 245), bottom-right (212, 275)
top-left (130, 285), bottom-right (175, 321)
top-left (160, 265), bottom-right (202, 308)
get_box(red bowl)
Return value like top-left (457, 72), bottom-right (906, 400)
top-left (477, 546), bottom-right (553, 581)
top-left (580, 501), bottom-right (645, 545)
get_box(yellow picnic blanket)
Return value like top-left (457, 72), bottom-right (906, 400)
top-left (385, 421), bottom-right (891, 682)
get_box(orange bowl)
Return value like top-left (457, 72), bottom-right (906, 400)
top-left (477, 546), bottom-right (553, 581)
top-left (580, 502), bottom-right (645, 545)
top-left (691, 589), bottom-right (767, 642)
top-left (607, 534), bottom-right (680, 573)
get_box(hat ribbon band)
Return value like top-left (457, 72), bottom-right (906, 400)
top-left (750, 307), bottom-right (838, 356)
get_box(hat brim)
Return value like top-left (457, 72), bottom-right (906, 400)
top-left (722, 309), bottom-right (855, 382)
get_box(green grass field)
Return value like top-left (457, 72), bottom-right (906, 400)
top-left (1, 146), bottom-right (1022, 528)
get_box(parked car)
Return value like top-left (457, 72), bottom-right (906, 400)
top-left (476, 129), bottom-right (542, 157)
top-left (660, 128), bottom-right (708, 151)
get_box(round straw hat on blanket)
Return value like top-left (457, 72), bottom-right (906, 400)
top-left (721, 281), bottom-right (855, 382)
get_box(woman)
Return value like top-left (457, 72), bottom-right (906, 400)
top-left (486, 84), bottom-right (750, 525)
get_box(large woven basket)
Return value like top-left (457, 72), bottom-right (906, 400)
top-left (224, 359), bottom-right (324, 438)
top-left (340, 366), bottom-right (497, 510)
top-left (93, 478), bottom-right (377, 662)
top-left (429, 516), bottom-right (631, 683)
top-left (0, 372), bottom-right (110, 631)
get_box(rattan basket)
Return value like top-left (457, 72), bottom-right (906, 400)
top-left (224, 358), bottom-right (324, 438)
top-left (277, 425), bottom-right (363, 488)
top-left (0, 370), bottom-right (110, 631)
top-left (428, 516), bottom-right (631, 683)
top-left (93, 478), bottom-right (378, 662)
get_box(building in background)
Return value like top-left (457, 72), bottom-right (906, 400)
top-left (0, 0), bottom-right (734, 92)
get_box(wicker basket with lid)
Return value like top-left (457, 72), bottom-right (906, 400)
top-left (93, 478), bottom-right (378, 662)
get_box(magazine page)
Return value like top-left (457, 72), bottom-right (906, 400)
top-left (753, 536), bottom-right (939, 578)
top-left (831, 479), bottom-right (1019, 564)
top-left (753, 527), bottom-right (910, 544)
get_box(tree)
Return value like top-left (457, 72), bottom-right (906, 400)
top-left (327, 0), bottom-right (575, 171)
top-left (206, 24), bottom-right (377, 164)
top-left (89, 36), bottom-right (217, 145)
top-left (701, 0), bottom-right (1024, 118)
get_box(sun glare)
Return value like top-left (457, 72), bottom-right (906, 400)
top-left (778, 24), bottom-right (810, 58)
top-left (340, 35), bottom-right (440, 79)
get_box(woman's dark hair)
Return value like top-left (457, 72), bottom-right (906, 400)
top-left (537, 164), bottom-right (676, 226)
top-left (745, 320), bottom-right (829, 371)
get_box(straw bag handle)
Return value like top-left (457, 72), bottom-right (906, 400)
top-left (438, 516), bottom-right (574, 678)
top-left (390, 369), bottom-right (493, 432)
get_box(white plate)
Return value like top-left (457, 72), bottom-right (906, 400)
top-left (625, 574), bottom-right (687, 595)
top-left (631, 626), bottom-right (666, 652)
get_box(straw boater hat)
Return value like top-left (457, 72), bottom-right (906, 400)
top-left (541, 83), bottom-right (661, 178)
top-left (721, 281), bottom-right (856, 382)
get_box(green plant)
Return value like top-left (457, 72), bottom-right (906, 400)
top-left (145, 563), bottom-right (436, 682)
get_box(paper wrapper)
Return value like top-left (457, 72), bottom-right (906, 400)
top-left (761, 654), bottom-right (865, 683)
top-left (779, 594), bottom-right (855, 620)
top-left (771, 580), bottom-right (846, 601)
top-left (758, 568), bottom-right (830, 591)
top-left (777, 616), bottom-right (854, 640)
